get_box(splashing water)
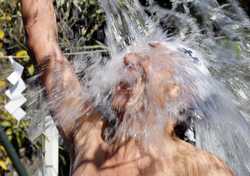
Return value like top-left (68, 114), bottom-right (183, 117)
top-left (81, 0), bottom-right (250, 175)
top-left (24, 0), bottom-right (250, 175)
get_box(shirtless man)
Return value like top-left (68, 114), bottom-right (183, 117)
top-left (20, 0), bottom-right (234, 175)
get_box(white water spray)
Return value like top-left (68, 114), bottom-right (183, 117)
top-left (23, 0), bottom-right (250, 175)
top-left (79, 0), bottom-right (250, 175)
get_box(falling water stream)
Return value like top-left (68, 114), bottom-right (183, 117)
top-left (23, 0), bottom-right (250, 175)
top-left (93, 0), bottom-right (250, 175)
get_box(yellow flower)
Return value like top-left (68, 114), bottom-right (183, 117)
top-left (27, 64), bottom-right (35, 76)
top-left (0, 160), bottom-right (8, 170)
top-left (0, 15), bottom-right (12, 21)
top-left (16, 50), bottom-right (30, 61)
top-left (16, 50), bottom-right (28, 57)
top-left (0, 52), bottom-right (4, 57)
top-left (5, 15), bottom-right (12, 21)
top-left (0, 30), bottom-right (5, 40)
top-left (0, 80), bottom-right (6, 89)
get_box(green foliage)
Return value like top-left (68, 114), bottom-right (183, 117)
top-left (0, 2), bottom-right (35, 172)
top-left (0, 97), bottom-right (31, 174)
top-left (0, 0), bottom-right (105, 174)
top-left (55, 0), bottom-right (105, 52)
top-left (0, 59), bottom-right (33, 174)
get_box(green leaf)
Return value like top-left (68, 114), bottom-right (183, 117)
top-left (6, 128), bottom-right (12, 136)
top-left (0, 29), bottom-right (5, 40)
top-left (27, 64), bottom-right (35, 76)
top-left (0, 121), bottom-right (12, 128)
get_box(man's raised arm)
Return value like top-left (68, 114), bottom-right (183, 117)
top-left (20, 0), bottom-right (85, 140)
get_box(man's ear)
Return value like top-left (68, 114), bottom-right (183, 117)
top-left (164, 120), bottom-right (177, 137)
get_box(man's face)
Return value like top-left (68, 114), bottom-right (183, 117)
top-left (112, 42), bottom-right (181, 121)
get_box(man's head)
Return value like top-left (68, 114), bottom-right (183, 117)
top-left (112, 42), bottom-right (180, 119)
top-left (104, 42), bottom-right (184, 141)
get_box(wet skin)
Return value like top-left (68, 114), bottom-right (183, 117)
top-left (67, 43), bottom-right (234, 176)
top-left (20, 1), bottom-right (233, 175)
